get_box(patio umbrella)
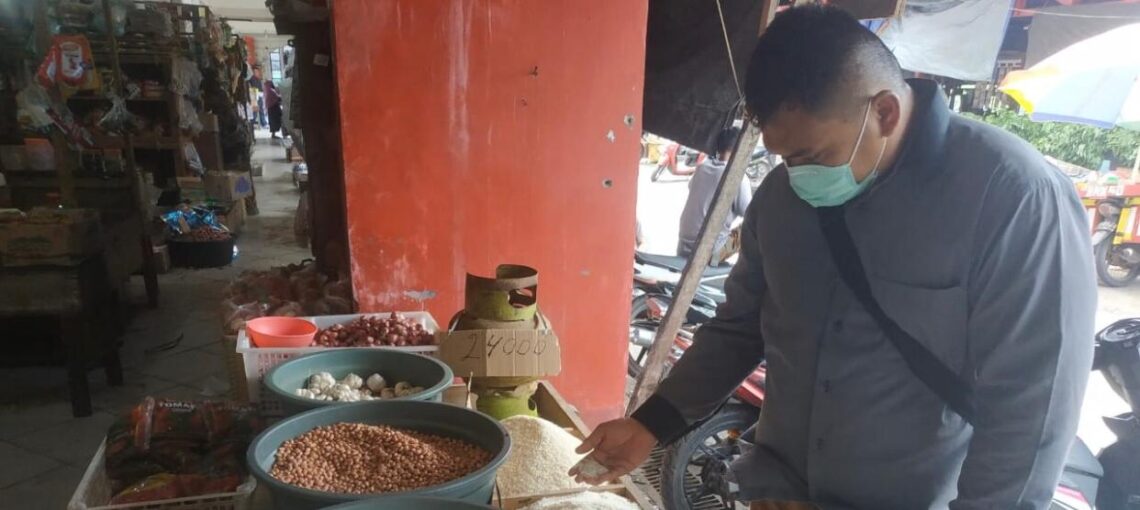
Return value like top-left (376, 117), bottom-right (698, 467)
top-left (1000, 22), bottom-right (1140, 131)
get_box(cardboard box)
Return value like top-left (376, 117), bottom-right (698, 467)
top-left (437, 327), bottom-right (561, 378)
top-left (204, 171), bottom-right (253, 202)
top-left (194, 131), bottom-right (224, 172)
top-left (0, 209), bottom-right (102, 266)
top-left (220, 198), bottom-right (246, 234)
top-left (177, 176), bottom-right (207, 204)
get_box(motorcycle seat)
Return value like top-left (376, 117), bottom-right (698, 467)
top-left (1064, 439), bottom-right (1104, 479)
top-left (635, 251), bottom-right (734, 277)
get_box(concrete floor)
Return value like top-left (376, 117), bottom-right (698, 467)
top-left (0, 132), bottom-right (309, 509)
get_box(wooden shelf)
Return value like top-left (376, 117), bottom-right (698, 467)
top-left (131, 137), bottom-right (183, 150)
top-left (67, 96), bottom-right (169, 103)
top-left (4, 171), bottom-right (133, 190)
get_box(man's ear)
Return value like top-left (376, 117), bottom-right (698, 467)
top-left (872, 91), bottom-right (903, 138)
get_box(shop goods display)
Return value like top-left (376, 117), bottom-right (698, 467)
top-left (497, 416), bottom-right (589, 498)
top-left (248, 401), bottom-right (511, 509)
top-left (222, 260), bottom-right (353, 335)
top-left (295, 371), bottom-right (424, 402)
top-left (519, 491), bottom-right (640, 510)
top-left (314, 313), bottom-right (435, 347)
top-left (263, 348), bottom-right (453, 416)
top-left (270, 422), bottom-right (491, 493)
top-left (102, 398), bottom-right (261, 504)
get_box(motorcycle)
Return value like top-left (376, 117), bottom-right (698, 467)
top-left (644, 317), bottom-right (1140, 510)
top-left (1090, 197), bottom-right (1140, 287)
top-left (652, 143), bottom-right (781, 190)
top-left (630, 251), bottom-right (730, 378)
top-left (1053, 318), bottom-right (1140, 510)
top-left (652, 143), bottom-right (706, 182)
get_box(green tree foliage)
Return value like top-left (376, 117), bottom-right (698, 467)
top-left (964, 109), bottom-right (1140, 169)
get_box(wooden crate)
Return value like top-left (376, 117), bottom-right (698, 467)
top-left (493, 381), bottom-right (654, 509)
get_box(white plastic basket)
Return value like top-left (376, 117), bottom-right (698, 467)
top-left (236, 312), bottom-right (440, 416)
top-left (68, 441), bottom-right (255, 510)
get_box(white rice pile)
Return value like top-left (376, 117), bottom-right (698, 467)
top-left (520, 490), bottom-right (640, 510)
top-left (498, 416), bottom-right (590, 497)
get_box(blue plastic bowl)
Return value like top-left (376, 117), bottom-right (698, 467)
top-left (263, 348), bottom-right (454, 416)
top-left (248, 400), bottom-right (510, 510)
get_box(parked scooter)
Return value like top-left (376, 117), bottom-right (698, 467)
top-left (1091, 197), bottom-right (1140, 287)
top-left (630, 251), bottom-right (729, 378)
top-left (1053, 318), bottom-right (1140, 510)
top-left (643, 317), bottom-right (1140, 510)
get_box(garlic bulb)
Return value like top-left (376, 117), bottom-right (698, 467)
top-left (366, 373), bottom-right (387, 392)
top-left (308, 372), bottom-right (337, 392)
top-left (341, 373), bottom-right (364, 390)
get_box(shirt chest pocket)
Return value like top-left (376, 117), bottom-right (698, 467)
top-left (869, 278), bottom-right (970, 375)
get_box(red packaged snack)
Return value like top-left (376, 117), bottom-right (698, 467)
top-left (202, 401), bottom-right (262, 445)
top-left (150, 399), bottom-right (209, 443)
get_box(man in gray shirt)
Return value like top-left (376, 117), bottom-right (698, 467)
top-left (677, 127), bottom-right (752, 261)
top-left (573, 7), bottom-right (1096, 509)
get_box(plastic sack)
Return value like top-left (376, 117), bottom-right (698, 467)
top-left (15, 84), bottom-right (53, 129)
top-left (178, 97), bottom-right (203, 136)
top-left (91, 0), bottom-right (129, 36)
top-left (127, 8), bottom-right (173, 39)
top-left (294, 189), bottom-right (310, 248)
top-left (171, 58), bottom-right (203, 97)
top-left (221, 299), bottom-right (268, 334)
top-left (183, 141), bottom-right (204, 175)
top-left (98, 95), bottom-right (140, 134)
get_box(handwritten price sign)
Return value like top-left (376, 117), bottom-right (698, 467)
top-left (437, 329), bottom-right (561, 378)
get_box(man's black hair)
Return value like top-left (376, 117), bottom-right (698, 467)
top-left (716, 126), bottom-right (741, 156)
top-left (744, 5), bottom-right (904, 124)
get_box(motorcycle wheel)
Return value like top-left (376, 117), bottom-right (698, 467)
top-left (746, 160), bottom-right (773, 190)
top-left (661, 404), bottom-right (759, 510)
top-left (651, 165), bottom-right (666, 182)
top-left (1095, 238), bottom-right (1140, 287)
top-left (628, 294), bottom-right (656, 378)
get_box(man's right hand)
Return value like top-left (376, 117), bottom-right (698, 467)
top-left (568, 418), bottom-right (657, 485)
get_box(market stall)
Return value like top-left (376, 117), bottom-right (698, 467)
top-left (0, 0), bottom-right (264, 417)
top-left (65, 259), bottom-right (650, 509)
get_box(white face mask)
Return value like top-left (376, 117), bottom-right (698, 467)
top-left (785, 100), bottom-right (887, 207)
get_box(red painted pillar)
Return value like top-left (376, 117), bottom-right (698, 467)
top-left (331, 0), bottom-right (648, 425)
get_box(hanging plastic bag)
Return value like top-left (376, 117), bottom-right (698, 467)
top-left (91, 0), bottom-right (129, 36)
top-left (98, 95), bottom-right (140, 134)
top-left (183, 141), bottom-right (205, 175)
top-left (15, 84), bottom-right (54, 130)
top-left (170, 58), bottom-right (203, 97)
top-left (178, 97), bottom-right (203, 136)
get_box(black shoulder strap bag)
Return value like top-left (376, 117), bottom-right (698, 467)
top-left (817, 206), bottom-right (977, 425)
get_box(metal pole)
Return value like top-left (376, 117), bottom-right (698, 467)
top-left (627, 123), bottom-right (762, 413)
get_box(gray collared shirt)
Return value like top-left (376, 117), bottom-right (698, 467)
top-left (678, 158), bottom-right (752, 257)
top-left (647, 80), bottom-right (1096, 509)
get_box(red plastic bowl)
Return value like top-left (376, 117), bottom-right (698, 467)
top-left (246, 317), bottom-right (318, 348)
